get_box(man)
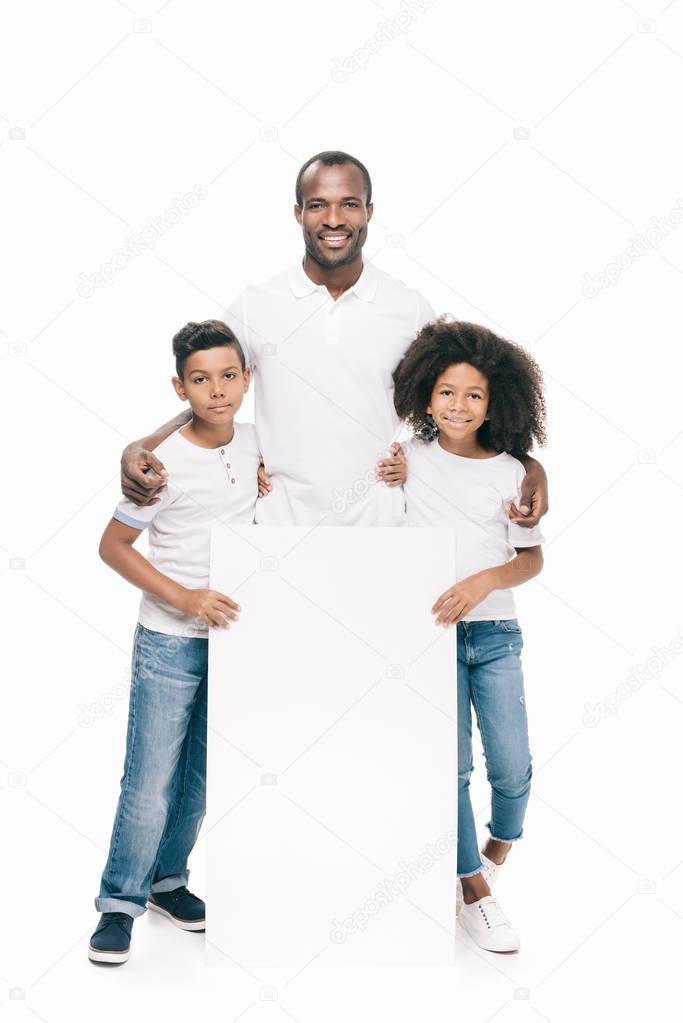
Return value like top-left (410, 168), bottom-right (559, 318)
top-left (121, 150), bottom-right (548, 526)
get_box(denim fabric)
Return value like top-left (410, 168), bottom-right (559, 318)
top-left (457, 619), bottom-right (532, 878)
top-left (95, 624), bottom-right (207, 917)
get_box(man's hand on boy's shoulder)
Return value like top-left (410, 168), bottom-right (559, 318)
top-left (376, 442), bottom-right (407, 487)
top-left (257, 461), bottom-right (272, 498)
top-left (509, 456), bottom-right (548, 528)
top-left (121, 443), bottom-right (168, 506)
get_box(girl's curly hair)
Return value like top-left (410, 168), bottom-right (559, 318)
top-left (393, 318), bottom-right (547, 456)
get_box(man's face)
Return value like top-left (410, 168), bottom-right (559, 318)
top-left (295, 162), bottom-right (373, 270)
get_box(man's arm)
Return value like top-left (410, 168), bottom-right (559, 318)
top-left (509, 454), bottom-right (548, 528)
top-left (99, 517), bottom-right (240, 628)
top-left (120, 408), bottom-right (191, 506)
top-left (432, 546), bottom-right (543, 626)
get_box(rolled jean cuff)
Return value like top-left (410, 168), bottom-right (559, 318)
top-left (457, 861), bottom-right (484, 879)
top-left (150, 871), bottom-right (189, 894)
top-left (486, 823), bottom-right (524, 843)
top-left (95, 897), bottom-right (147, 918)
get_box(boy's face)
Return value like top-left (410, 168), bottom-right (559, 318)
top-left (172, 345), bottom-right (250, 423)
top-left (427, 362), bottom-right (490, 443)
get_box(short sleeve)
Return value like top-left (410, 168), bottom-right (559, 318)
top-left (415, 291), bottom-right (436, 333)
top-left (222, 290), bottom-right (253, 370)
top-left (112, 483), bottom-right (171, 531)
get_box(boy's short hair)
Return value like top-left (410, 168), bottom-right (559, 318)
top-left (172, 319), bottom-right (246, 378)
top-left (392, 318), bottom-right (547, 457)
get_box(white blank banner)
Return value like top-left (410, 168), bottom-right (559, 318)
top-left (206, 525), bottom-right (457, 967)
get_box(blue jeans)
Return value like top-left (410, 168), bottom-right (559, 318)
top-left (95, 624), bottom-right (207, 917)
top-left (457, 619), bottom-right (532, 878)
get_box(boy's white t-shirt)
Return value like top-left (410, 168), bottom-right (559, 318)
top-left (403, 439), bottom-right (544, 622)
top-left (113, 422), bottom-right (261, 637)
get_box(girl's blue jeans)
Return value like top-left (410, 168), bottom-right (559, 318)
top-left (95, 624), bottom-right (207, 917)
top-left (457, 619), bottom-right (533, 878)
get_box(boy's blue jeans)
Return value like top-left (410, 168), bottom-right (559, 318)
top-left (95, 624), bottom-right (207, 918)
top-left (457, 619), bottom-right (532, 878)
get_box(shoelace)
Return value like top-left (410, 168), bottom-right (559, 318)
top-left (477, 898), bottom-right (509, 931)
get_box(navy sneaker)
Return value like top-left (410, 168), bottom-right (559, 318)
top-left (147, 886), bottom-right (205, 931)
top-left (88, 912), bottom-right (134, 964)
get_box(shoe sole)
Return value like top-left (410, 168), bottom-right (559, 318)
top-left (88, 946), bottom-right (130, 964)
top-left (147, 900), bottom-right (205, 931)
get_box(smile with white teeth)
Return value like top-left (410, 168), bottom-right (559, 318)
top-left (320, 233), bottom-right (350, 242)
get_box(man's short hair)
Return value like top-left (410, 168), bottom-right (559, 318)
top-left (171, 319), bottom-right (246, 378)
top-left (295, 150), bottom-right (372, 207)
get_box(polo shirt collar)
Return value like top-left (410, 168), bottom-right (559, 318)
top-left (287, 258), bottom-right (379, 303)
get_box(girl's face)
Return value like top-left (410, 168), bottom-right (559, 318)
top-left (427, 363), bottom-right (490, 444)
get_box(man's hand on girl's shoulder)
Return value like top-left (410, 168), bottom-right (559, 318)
top-left (376, 442), bottom-right (407, 487)
top-left (509, 457), bottom-right (548, 528)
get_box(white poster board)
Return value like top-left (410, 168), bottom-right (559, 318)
top-left (206, 525), bottom-right (457, 967)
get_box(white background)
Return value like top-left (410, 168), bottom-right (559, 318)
top-left (1, 0), bottom-right (682, 1019)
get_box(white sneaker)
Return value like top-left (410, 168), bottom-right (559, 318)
top-left (481, 851), bottom-right (503, 887)
top-left (459, 895), bottom-right (520, 952)
top-left (456, 878), bottom-right (464, 917)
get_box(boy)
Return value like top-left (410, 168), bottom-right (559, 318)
top-left (88, 320), bottom-right (261, 964)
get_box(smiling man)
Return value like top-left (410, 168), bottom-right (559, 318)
top-left (120, 151), bottom-right (548, 527)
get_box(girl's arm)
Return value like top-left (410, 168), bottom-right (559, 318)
top-left (432, 545), bottom-right (543, 626)
top-left (99, 518), bottom-right (240, 629)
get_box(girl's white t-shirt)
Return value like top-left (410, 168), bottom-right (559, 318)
top-left (112, 422), bottom-right (261, 636)
top-left (403, 439), bottom-right (544, 622)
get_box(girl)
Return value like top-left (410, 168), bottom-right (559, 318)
top-left (393, 318), bottom-right (547, 953)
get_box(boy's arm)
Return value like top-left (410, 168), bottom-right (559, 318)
top-left (120, 409), bottom-right (192, 506)
top-left (99, 517), bottom-right (240, 629)
top-left (509, 455), bottom-right (548, 528)
top-left (432, 546), bottom-right (544, 626)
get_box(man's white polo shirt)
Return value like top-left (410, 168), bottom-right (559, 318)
top-left (223, 259), bottom-right (435, 526)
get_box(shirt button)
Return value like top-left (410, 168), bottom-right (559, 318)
top-left (226, 463), bottom-right (230, 468)
top-left (220, 449), bottom-right (224, 454)
top-left (231, 478), bottom-right (235, 484)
